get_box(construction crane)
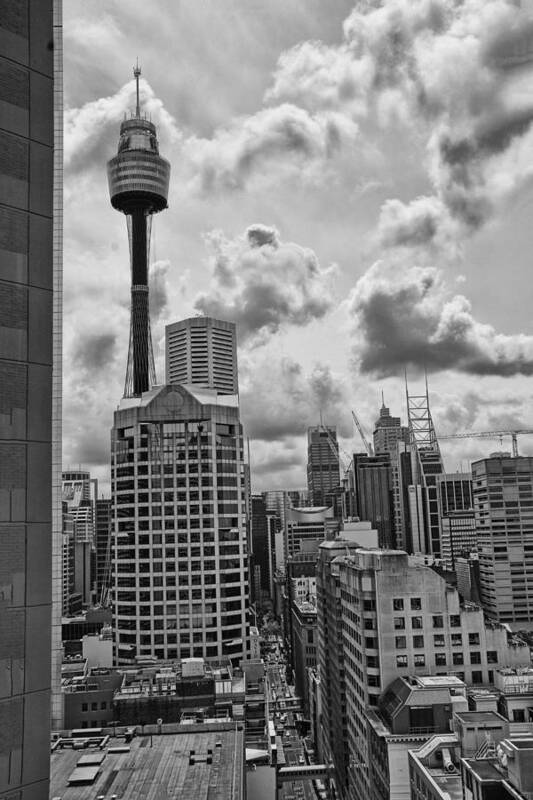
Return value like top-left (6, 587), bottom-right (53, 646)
top-left (439, 429), bottom-right (533, 458)
top-left (351, 410), bottom-right (374, 456)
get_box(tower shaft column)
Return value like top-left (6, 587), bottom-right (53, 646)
top-left (131, 206), bottom-right (148, 286)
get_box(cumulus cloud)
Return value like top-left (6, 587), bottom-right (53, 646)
top-left (73, 332), bottom-right (117, 374)
top-left (240, 356), bottom-right (352, 442)
top-left (184, 103), bottom-right (359, 193)
top-left (267, 0), bottom-right (533, 249)
top-left (375, 195), bottom-right (458, 255)
top-left (194, 224), bottom-right (337, 344)
top-left (349, 260), bottom-right (533, 377)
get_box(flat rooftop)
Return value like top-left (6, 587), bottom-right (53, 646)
top-left (424, 768), bottom-right (462, 800)
top-left (463, 759), bottom-right (504, 781)
top-left (50, 725), bottom-right (244, 800)
top-left (454, 711), bottom-right (505, 725)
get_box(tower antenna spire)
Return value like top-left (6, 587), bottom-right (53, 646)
top-left (133, 59), bottom-right (141, 117)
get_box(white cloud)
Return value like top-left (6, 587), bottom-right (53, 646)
top-left (194, 224), bottom-right (338, 343)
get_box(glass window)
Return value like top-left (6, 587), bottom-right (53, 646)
top-left (452, 652), bottom-right (464, 665)
top-left (414, 654), bottom-right (425, 667)
top-left (412, 636), bottom-right (424, 649)
top-left (395, 636), bottom-right (407, 649)
top-left (433, 615), bottom-right (443, 628)
top-left (393, 617), bottom-right (405, 629)
top-left (410, 598), bottom-right (422, 610)
top-left (435, 653), bottom-right (447, 666)
top-left (487, 651), bottom-right (497, 664)
top-left (469, 633), bottom-right (480, 646)
top-left (433, 634), bottom-right (445, 647)
top-left (470, 651), bottom-right (481, 664)
top-left (450, 615), bottom-right (461, 627)
top-left (411, 617), bottom-right (423, 629)
top-left (451, 633), bottom-right (462, 646)
top-left (396, 655), bottom-right (408, 667)
top-left (393, 598), bottom-right (404, 611)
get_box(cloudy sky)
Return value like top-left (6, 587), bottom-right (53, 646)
top-left (63, 0), bottom-right (533, 495)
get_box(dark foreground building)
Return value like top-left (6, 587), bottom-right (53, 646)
top-left (0, 1), bottom-right (62, 797)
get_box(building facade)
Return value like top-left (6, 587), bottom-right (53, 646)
top-left (316, 539), bottom-right (361, 800)
top-left (337, 549), bottom-right (529, 800)
top-left (351, 453), bottom-right (394, 548)
top-left (307, 426), bottom-right (341, 507)
top-left (473, 454), bottom-right (533, 629)
top-left (165, 316), bottom-right (238, 395)
top-left (373, 401), bottom-right (409, 548)
top-left (111, 384), bottom-right (249, 666)
top-left (284, 505), bottom-right (335, 561)
top-left (95, 498), bottom-right (112, 603)
top-left (0, 1), bottom-right (61, 794)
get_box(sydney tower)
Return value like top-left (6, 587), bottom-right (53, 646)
top-left (107, 66), bottom-right (170, 397)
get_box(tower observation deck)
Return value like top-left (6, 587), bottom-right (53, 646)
top-left (107, 65), bottom-right (170, 397)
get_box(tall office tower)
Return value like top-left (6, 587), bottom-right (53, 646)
top-left (316, 539), bottom-right (361, 800)
top-left (107, 66), bottom-right (170, 397)
top-left (307, 425), bottom-right (341, 507)
top-left (62, 470), bottom-right (97, 511)
top-left (0, 1), bottom-right (61, 794)
top-left (336, 549), bottom-right (528, 800)
top-left (473, 454), bottom-right (533, 629)
top-left (349, 453), bottom-right (394, 548)
top-left (250, 494), bottom-right (272, 606)
top-left (436, 472), bottom-right (476, 569)
top-left (166, 316), bottom-right (238, 394)
top-left (404, 382), bottom-right (445, 556)
top-left (373, 400), bottom-right (409, 547)
top-left (111, 384), bottom-right (249, 666)
top-left (372, 398), bottom-right (409, 455)
top-left (284, 506), bottom-right (335, 560)
top-left (95, 498), bottom-right (112, 604)
top-left (262, 489), bottom-right (308, 536)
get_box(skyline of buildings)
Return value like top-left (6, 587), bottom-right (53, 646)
top-left (5, 7), bottom-right (533, 800)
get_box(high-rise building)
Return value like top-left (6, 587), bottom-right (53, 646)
top-left (316, 539), bottom-right (361, 799)
top-left (95, 498), bottom-right (112, 603)
top-left (107, 65), bottom-right (170, 398)
top-left (250, 494), bottom-right (274, 606)
top-left (62, 469), bottom-right (97, 511)
top-left (473, 454), bottom-right (533, 629)
top-left (0, 0), bottom-right (62, 793)
top-left (372, 399), bottom-right (408, 456)
top-left (336, 549), bottom-right (529, 800)
top-left (166, 316), bottom-right (238, 394)
top-left (436, 473), bottom-right (476, 569)
top-left (349, 453), bottom-right (394, 548)
top-left (373, 400), bottom-right (409, 547)
top-left (307, 426), bottom-right (341, 507)
top-left (111, 384), bottom-right (249, 666)
top-left (284, 505), bottom-right (335, 560)
top-left (108, 76), bottom-right (249, 667)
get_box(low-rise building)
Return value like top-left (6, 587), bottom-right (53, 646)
top-left (49, 721), bottom-right (246, 800)
top-left (366, 675), bottom-right (468, 800)
top-left (113, 658), bottom-right (245, 726)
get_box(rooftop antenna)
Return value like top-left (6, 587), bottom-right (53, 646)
top-left (133, 59), bottom-right (141, 118)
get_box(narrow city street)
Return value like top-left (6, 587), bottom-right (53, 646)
top-left (264, 636), bottom-right (318, 800)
